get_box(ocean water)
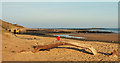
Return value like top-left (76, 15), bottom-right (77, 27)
top-left (89, 28), bottom-right (119, 33)
top-left (39, 28), bottom-right (119, 33)
top-left (54, 34), bottom-right (86, 39)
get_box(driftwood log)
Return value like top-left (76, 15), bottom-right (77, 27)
top-left (32, 41), bottom-right (97, 55)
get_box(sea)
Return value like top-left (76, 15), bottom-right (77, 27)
top-left (38, 28), bottom-right (119, 33)
top-left (89, 28), bottom-right (119, 33)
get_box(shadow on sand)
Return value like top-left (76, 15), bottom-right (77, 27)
top-left (98, 52), bottom-right (112, 56)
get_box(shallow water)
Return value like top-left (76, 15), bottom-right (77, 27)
top-left (53, 34), bottom-right (86, 39)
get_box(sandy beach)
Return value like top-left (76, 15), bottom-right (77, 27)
top-left (2, 32), bottom-right (119, 61)
top-left (1, 20), bottom-right (119, 61)
top-left (1, 1), bottom-right (119, 62)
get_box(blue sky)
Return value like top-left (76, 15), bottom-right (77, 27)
top-left (2, 2), bottom-right (118, 28)
top-left (1, 0), bottom-right (119, 2)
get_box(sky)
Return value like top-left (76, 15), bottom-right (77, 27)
top-left (2, 2), bottom-right (118, 28)
top-left (1, 0), bottom-right (119, 2)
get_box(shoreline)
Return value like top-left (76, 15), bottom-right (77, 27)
top-left (18, 28), bottom-right (118, 43)
top-left (19, 33), bottom-right (119, 44)
top-left (2, 32), bottom-right (119, 61)
top-left (1, 19), bottom-right (119, 61)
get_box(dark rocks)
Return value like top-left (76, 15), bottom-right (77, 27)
top-left (76, 31), bottom-right (113, 33)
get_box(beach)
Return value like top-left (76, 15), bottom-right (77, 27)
top-left (1, 2), bottom-right (118, 61)
top-left (2, 31), bottom-right (119, 61)
top-left (1, 19), bottom-right (119, 61)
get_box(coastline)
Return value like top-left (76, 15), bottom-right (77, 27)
top-left (1, 20), bottom-right (119, 61)
top-left (2, 32), bottom-right (119, 61)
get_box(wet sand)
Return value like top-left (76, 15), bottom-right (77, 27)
top-left (70, 33), bottom-right (118, 42)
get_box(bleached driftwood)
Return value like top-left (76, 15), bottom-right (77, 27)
top-left (32, 41), bottom-right (97, 55)
top-left (62, 41), bottom-right (97, 55)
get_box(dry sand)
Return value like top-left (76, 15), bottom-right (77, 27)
top-left (1, 19), bottom-right (119, 61)
top-left (2, 32), bottom-right (119, 61)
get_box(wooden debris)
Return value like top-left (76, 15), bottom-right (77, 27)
top-left (32, 41), bottom-right (97, 55)
top-left (111, 50), bottom-right (118, 57)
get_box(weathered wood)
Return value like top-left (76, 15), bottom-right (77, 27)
top-left (62, 41), bottom-right (97, 55)
top-left (32, 41), bottom-right (97, 55)
top-left (32, 42), bottom-right (67, 53)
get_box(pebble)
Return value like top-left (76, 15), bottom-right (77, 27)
top-left (5, 47), bottom-right (7, 48)
top-left (11, 51), bottom-right (16, 53)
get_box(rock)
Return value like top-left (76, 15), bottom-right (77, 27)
top-left (34, 37), bottom-right (37, 39)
